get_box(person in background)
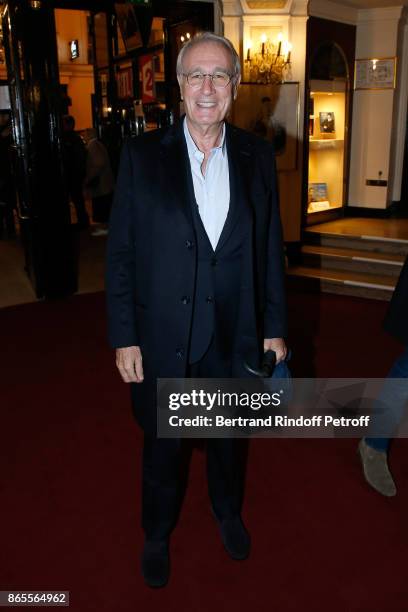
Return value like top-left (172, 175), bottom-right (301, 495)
top-left (0, 113), bottom-right (16, 239)
top-left (358, 254), bottom-right (408, 496)
top-left (85, 128), bottom-right (114, 237)
top-left (62, 115), bottom-right (89, 229)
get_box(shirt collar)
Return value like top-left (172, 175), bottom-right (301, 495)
top-left (183, 117), bottom-right (226, 161)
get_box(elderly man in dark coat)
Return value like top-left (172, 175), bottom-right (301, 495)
top-left (106, 32), bottom-right (287, 587)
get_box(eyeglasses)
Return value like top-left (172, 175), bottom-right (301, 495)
top-left (183, 71), bottom-right (233, 89)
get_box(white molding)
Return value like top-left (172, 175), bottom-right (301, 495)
top-left (241, 13), bottom-right (291, 49)
top-left (222, 0), bottom-right (242, 16)
top-left (291, 0), bottom-right (308, 17)
top-left (290, 14), bottom-right (309, 23)
top-left (223, 0), bottom-right (307, 16)
top-left (308, 0), bottom-right (358, 25)
top-left (222, 15), bottom-right (242, 53)
top-left (242, 14), bottom-right (290, 23)
top-left (239, 0), bottom-right (293, 14)
top-left (358, 6), bottom-right (404, 23)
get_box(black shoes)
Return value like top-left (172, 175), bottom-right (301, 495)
top-left (141, 540), bottom-right (169, 588)
top-left (141, 516), bottom-right (250, 587)
top-left (216, 516), bottom-right (251, 560)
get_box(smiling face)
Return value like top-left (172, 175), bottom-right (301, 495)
top-left (178, 41), bottom-right (240, 133)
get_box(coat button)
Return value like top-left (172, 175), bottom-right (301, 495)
top-left (211, 257), bottom-right (217, 267)
top-left (176, 348), bottom-right (184, 358)
top-left (181, 296), bottom-right (190, 305)
top-left (185, 240), bottom-right (194, 249)
top-left (206, 296), bottom-right (214, 304)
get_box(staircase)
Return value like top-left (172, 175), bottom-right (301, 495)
top-left (287, 227), bottom-right (408, 300)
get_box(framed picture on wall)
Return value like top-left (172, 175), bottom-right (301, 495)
top-left (354, 57), bottom-right (397, 90)
top-left (115, 2), bottom-right (143, 52)
top-left (319, 112), bottom-right (335, 134)
top-left (308, 182), bottom-right (328, 203)
top-left (231, 82), bottom-right (299, 171)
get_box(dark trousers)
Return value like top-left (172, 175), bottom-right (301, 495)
top-left (142, 337), bottom-right (245, 541)
top-left (365, 344), bottom-right (408, 452)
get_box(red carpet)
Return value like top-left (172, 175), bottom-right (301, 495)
top-left (1, 290), bottom-right (407, 611)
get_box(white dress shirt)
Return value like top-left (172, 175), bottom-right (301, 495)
top-left (183, 118), bottom-right (230, 251)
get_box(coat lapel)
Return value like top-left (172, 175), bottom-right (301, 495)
top-left (159, 122), bottom-right (194, 230)
top-left (215, 123), bottom-right (254, 253)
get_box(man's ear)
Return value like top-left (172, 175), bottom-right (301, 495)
top-left (177, 75), bottom-right (184, 101)
top-left (233, 75), bottom-right (241, 100)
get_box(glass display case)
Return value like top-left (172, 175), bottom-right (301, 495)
top-left (307, 79), bottom-right (347, 215)
top-left (305, 40), bottom-right (351, 225)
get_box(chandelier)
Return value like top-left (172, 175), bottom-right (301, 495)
top-left (244, 33), bottom-right (292, 84)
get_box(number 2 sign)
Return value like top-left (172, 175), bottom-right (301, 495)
top-left (140, 54), bottom-right (156, 103)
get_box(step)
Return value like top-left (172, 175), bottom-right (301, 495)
top-left (286, 265), bottom-right (395, 301)
top-left (304, 230), bottom-right (408, 257)
top-left (301, 244), bottom-right (404, 277)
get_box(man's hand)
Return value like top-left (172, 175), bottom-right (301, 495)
top-left (263, 338), bottom-right (287, 364)
top-left (116, 346), bottom-right (144, 383)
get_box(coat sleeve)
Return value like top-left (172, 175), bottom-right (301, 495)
top-left (263, 146), bottom-right (288, 339)
top-left (105, 139), bottom-right (139, 348)
top-left (383, 255), bottom-right (408, 344)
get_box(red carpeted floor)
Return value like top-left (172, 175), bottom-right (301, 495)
top-left (1, 290), bottom-right (407, 612)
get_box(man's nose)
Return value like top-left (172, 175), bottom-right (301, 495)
top-left (201, 74), bottom-right (216, 93)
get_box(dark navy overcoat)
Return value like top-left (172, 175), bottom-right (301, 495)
top-left (106, 120), bottom-right (287, 432)
top-left (384, 254), bottom-right (408, 344)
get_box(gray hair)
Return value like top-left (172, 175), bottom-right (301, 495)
top-left (176, 32), bottom-right (241, 79)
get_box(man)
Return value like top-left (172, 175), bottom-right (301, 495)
top-left (106, 32), bottom-right (287, 588)
top-left (61, 115), bottom-right (89, 229)
top-left (85, 128), bottom-right (114, 236)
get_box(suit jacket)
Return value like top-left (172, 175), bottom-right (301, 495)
top-left (106, 120), bottom-right (287, 432)
top-left (383, 254), bottom-right (408, 345)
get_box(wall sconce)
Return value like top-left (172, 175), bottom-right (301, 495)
top-left (180, 32), bottom-right (191, 44)
top-left (244, 32), bottom-right (293, 84)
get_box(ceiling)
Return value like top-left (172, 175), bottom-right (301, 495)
top-left (336, 0), bottom-right (408, 8)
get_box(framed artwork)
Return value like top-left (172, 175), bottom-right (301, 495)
top-left (114, 2), bottom-right (143, 52)
top-left (231, 82), bottom-right (299, 171)
top-left (308, 182), bottom-right (328, 203)
top-left (308, 182), bottom-right (330, 212)
top-left (69, 39), bottom-right (79, 61)
top-left (354, 57), bottom-right (397, 90)
top-left (319, 112), bottom-right (335, 134)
